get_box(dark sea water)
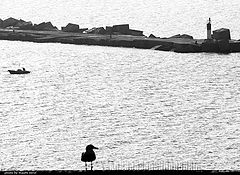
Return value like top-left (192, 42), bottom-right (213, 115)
top-left (0, 0), bottom-right (240, 170)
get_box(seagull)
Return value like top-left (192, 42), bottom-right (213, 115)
top-left (81, 144), bottom-right (98, 170)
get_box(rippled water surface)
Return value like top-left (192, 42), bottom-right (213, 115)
top-left (0, 0), bottom-right (240, 170)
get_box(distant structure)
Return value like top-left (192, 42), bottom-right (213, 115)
top-left (62, 23), bottom-right (79, 32)
top-left (81, 144), bottom-right (98, 171)
top-left (207, 18), bottom-right (212, 39)
top-left (213, 28), bottom-right (231, 40)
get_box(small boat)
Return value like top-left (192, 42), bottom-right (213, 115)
top-left (8, 68), bottom-right (30, 74)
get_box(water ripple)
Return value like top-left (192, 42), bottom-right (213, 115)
top-left (0, 35), bottom-right (240, 171)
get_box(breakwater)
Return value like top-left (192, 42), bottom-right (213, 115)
top-left (0, 17), bottom-right (240, 53)
top-left (1, 29), bottom-right (240, 53)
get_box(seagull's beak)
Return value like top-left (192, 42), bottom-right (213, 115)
top-left (93, 146), bottom-right (98, 149)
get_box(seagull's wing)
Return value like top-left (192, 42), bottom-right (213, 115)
top-left (81, 152), bottom-right (86, 162)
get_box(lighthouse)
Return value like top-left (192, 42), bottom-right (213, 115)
top-left (207, 18), bottom-right (212, 39)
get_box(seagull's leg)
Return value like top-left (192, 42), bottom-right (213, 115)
top-left (85, 162), bottom-right (87, 171)
top-left (91, 161), bottom-right (93, 171)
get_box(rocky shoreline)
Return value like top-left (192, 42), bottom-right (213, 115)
top-left (0, 17), bottom-right (240, 53)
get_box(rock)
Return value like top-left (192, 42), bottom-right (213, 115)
top-left (213, 28), bottom-right (231, 40)
top-left (112, 24), bottom-right (129, 34)
top-left (128, 29), bottom-right (144, 36)
top-left (109, 24), bottom-right (143, 36)
top-left (0, 18), bottom-right (3, 28)
top-left (105, 26), bottom-right (113, 34)
top-left (33, 22), bottom-right (58, 31)
top-left (2, 17), bottom-right (19, 28)
top-left (170, 34), bottom-right (181, 38)
top-left (15, 20), bottom-right (33, 30)
top-left (84, 28), bottom-right (96, 34)
top-left (149, 34), bottom-right (156, 38)
top-left (95, 27), bottom-right (106, 34)
top-left (181, 34), bottom-right (193, 39)
top-left (170, 34), bottom-right (193, 39)
top-left (62, 23), bottom-right (79, 32)
top-left (85, 27), bottom-right (106, 34)
top-left (79, 28), bottom-right (88, 33)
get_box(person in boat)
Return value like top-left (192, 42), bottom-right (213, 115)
top-left (22, 67), bottom-right (26, 71)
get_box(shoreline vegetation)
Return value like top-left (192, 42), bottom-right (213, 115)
top-left (0, 17), bottom-right (240, 53)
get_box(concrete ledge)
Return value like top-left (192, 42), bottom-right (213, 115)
top-left (1, 170), bottom-right (238, 175)
top-left (173, 43), bottom-right (202, 53)
top-left (0, 170), bottom-right (239, 175)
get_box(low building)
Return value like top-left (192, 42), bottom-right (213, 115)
top-left (213, 28), bottom-right (231, 40)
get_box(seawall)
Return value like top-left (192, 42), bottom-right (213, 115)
top-left (0, 29), bottom-right (240, 53)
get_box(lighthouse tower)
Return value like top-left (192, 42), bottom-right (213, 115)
top-left (207, 18), bottom-right (212, 39)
